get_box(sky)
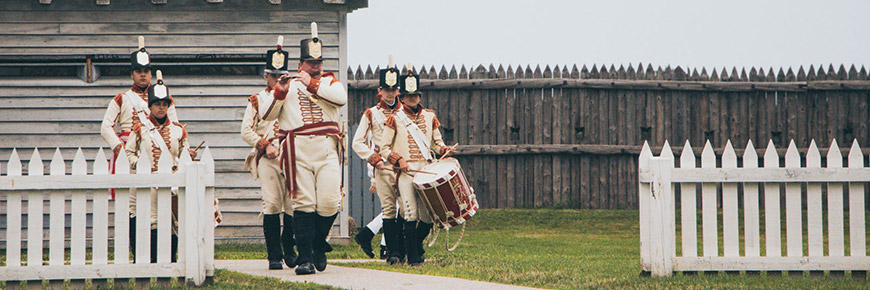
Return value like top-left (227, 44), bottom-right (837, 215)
top-left (346, 0), bottom-right (870, 72)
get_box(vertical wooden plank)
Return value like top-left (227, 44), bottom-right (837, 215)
top-left (784, 140), bottom-right (803, 257)
top-left (847, 140), bottom-right (865, 256)
top-left (136, 153), bottom-right (152, 264)
top-left (92, 148), bottom-right (109, 265)
top-left (763, 140), bottom-right (782, 257)
top-left (721, 141), bottom-right (739, 257)
top-left (743, 140), bottom-right (761, 257)
top-left (6, 149), bottom-right (22, 267)
top-left (805, 140), bottom-right (824, 257)
top-left (49, 148), bottom-right (66, 266)
top-left (157, 152), bottom-right (173, 264)
top-left (70, 149), bottom-right (88, 266)
top-left (700, 141), bottom-right (718, 257)
top-left (827, 139), bottom-right (845, 257)
top-left (638, 142), bottom-right (652, 271)
top-left (201, 147), bottom-right (216, 277)
top-left (114, 150), bottom-right (131, 265)
top-left (27, 149), bottom-right (44, 267)
top-left (679, 141), bottom-right (697, 257)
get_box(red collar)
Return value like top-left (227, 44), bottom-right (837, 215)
top-left (131, 83), bottom-right (150, 94)
top-left (377, 95), bottom-right (400, 111)
top-left (402, 104), bottom-right (422, 117)
top-left (148, 114), bottom-right (171, 127)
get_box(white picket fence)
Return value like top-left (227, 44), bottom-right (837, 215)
top-left (0, 147), bottom-right (215, 286)
top-left (638, 139), bottom-right (870, 276)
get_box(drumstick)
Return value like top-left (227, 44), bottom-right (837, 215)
top-left (192, 141), bottom-right (206, 152)
top-left (379, 165), bottom-right (436, 175)
top-left (438, 143), bottom-right (459, 161)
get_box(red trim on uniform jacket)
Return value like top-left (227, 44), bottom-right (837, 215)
top-left (273, 83), bottom-right (288, 100)
top-left (384, 115), bottom-right (397, 129)
top-left (148, 114), bottom-right (171, 127)
top-left (364, 108), bottom-right (373, 123)
top-left (173, 122), bottom-right (188, 139)
top-left (321, 72), bottom-right (339, 85)
top-left (427, 109), bottom-right (441, 129)
top-left (306, 78), bottom-right (321, 94)
top-left (402, 104), bottom-right (422, 117)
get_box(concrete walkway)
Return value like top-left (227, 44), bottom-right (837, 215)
top-left (216, 259), bottom-right (545, 290)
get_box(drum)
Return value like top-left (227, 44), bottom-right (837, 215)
top-left (412, 158), bottom-right (478, 228)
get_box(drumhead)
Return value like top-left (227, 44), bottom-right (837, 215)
top-left (413, 158), bottom-right (460, 185)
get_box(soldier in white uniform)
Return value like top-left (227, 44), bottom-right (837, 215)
top-left (124, 71), bottom-right (196, 263)
top-left (351, 56), bottom-right (406, 264)
top-left (379, 66), bottom-right (455, 266)
top-left (100, 37), bottom-right (178, 260)
top-left (262, 22), bottom-right (347, 275)
top-left (241, 36), bottom-right (296, 270)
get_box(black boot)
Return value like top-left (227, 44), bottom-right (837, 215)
top-left (354, 227), bottom-right (376, 258)
top-left (313, 214), bottom-right (337, 272)
top-left (281, 213), bottom-right (297, 268)
top-left (416, 222), bottom-right (433, 262)
top-left (395, 216), bottom-right (407, 263)
top-left (379, 245), bottom-right (388, 260)
top-left (263, 214), bottom-right (283, 270)
top-left (293, 211), bottom-right (316, 275)
top-left (403, 221), bottom-right (422, 266)
top-left (382, 218), bottom-right (401, 265)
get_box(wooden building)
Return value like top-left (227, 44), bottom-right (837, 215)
top-left (0, 0), bottom-right (367, 244)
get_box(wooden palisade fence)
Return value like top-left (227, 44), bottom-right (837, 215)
top-left (638, 138), bottom-right (870, 276)
top-left (0, 147), bottom-right (215, 288)
top-left (345, 63), bottom-right (870, 222)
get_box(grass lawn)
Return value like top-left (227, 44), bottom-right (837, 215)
top-left (0, 269), bottom-right (338, 289)
top-left (220, 208), bottom-right (868, 290)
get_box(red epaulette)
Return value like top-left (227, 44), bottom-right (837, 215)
top-left (113, 93), bottom-right (124, 106)
top-left (364, 108), bottom-right (372, 123)
top-left (248, 94), bottom-right (259, 113)
top-left (321, 72), bottom-right (340, 85)
top-left (384, 115), bottom-right (397, 129)
top-left (432, 115), bottom-right (441, 129)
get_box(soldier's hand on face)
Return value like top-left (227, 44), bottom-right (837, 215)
top-left (265, 144), bottom-right (279, 159)
top-left (368, 182), bottom-right (377, 193)
top-left (189, 149), bottom-right (198, 160)
top-left (276, 74), bottom-right (293, 91)
top-left (292, 70), bottom-right (312, 86)
top-left (397, 159), bottom-right (410, 173)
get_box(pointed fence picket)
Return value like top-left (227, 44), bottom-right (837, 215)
top-left (638, 138), bottom-right (870, 276)
top-left (0, 147), bottom-right (215, 286)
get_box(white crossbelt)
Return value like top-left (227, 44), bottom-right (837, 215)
top-left (395, 110), bottom-right (433, 161)
top-left (124, 90), bottom-right (171, 154)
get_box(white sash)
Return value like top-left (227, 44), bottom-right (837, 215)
top-left (370, 107), bottom-right (387, 126)
top-left (256, 89), bottom-right (274, 120)
top-left (395, 110), bottom-right (433, 161)
top-left (124, 91), bottom-right (171, 154)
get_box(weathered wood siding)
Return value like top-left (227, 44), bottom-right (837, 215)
top-left (0, 1), bottom-right (364, 242)
top-left (345, 64), bottom-right (870, 224)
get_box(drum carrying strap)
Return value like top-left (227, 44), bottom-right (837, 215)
top-left (124, 91), bottom-right (171, 154)
top-left (395, 110), bottom-right (433, 161)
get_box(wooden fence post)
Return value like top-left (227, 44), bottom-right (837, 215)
top-left (182, 149), bottom-right (206, 286)
top-left (638, 142), bottom-right (652, 273)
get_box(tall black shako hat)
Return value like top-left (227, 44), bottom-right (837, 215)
top-left (300, 22), bottom-right (323, 61)
top-left (265, 36), bottom-right (289, 74)
top-left (148, 70), bottom-right (170, 107)
top-left (379, 54), bottom-right (400, 89)
top-left (399, 62), bottom-right (420, 96)
top-left (131, 36), bottom-right (151, 70)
